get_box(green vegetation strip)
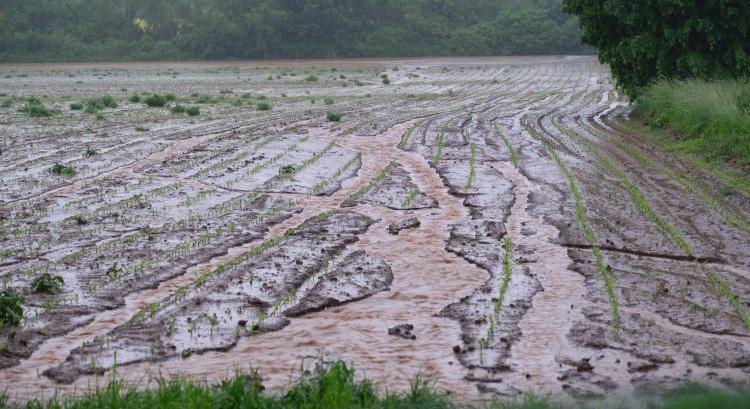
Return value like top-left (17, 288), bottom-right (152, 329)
top-left (613, 120), bottom-right (750, 234)
top-left (464, 142), bottom-right (476, 190)
top-left (556, 121), bottom-right (749, 327)
top-left (344, 161), bottom-right (396, 205)
top-left (494, 123), bottom-right (518, 166)
top-left (398, 122), bottom-right (422, 150)
top-left (2, 361), bottom-right (748, 409)
top-left (431, 123), bottom-right (448, 167)
top-left (526, 125), bottom-right (620, 332)
top-left (494, 236), bottom-right (513, 316)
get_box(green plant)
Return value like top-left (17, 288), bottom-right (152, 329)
top-left (135, 126), bottom-right (149, 132)
top-left (305, 74), bottom-right (319, 82)
top-left (494, 123), bottom-right (518, 166)
top-left (464, 142), bottom-right (476, 189)
top-left (256, 101), bottom-right (271, 111)
top-left (128, 94), bottom-right (141, 103)
top-left (50, 163), bottom-right (76, 177)
top-left (186, 106), bottom-right (200, 116)
top-left (171, 104), bottom-right (186, 114)
top-left (324, 97), bottom-right (334, 105)
top-left (431, 122), bottom-right (448, 166)
top-left (326, 111), bottom-right (342, 122)
top-left (69, 102), bottom-right (84, 110)
top-left (84, 146), bottom-right (98, 157)
top-left (0, 287), bottom-right (24, 329)
top-left (84, 95), bottom-right (117, 112)
top-left (144, 94), bottom-right (167, 107)
top-left (19, 99), bottom-right (58, 117)
top-left (279, 165), bottom-right (296, 176)
top-left (30, 273), bottom-right (64, 295)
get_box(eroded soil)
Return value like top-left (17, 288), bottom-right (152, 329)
top-left (1, 56), bottom-right (748, 404)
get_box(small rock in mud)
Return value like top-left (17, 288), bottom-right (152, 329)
top-left (388, 323), bottom-right (416, 340)
top-left (388, 217), bottom-right (420, 234)
top-left (520, 226), bottom-right (536, 236)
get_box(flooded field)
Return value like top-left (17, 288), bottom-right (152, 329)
top-left (1, 56), bottom-right (748, 403)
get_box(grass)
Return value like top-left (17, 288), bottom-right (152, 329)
top-left (636, 79), bottom-right (750, 168)
top-left (1, 361), bottom-right (747, 409)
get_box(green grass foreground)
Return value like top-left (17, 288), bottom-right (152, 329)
top-left (1, 362), bottom-right (749, 409)
top-left (635, 79), bottom-right (750, 169)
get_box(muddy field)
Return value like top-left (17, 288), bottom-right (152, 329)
top-left (1, 56), bottom-right (749, 404)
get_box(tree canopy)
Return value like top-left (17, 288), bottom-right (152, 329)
top-left (0, 0), bottom-right (587, 62)
top-left (563, 0), bottom-right (750, 98)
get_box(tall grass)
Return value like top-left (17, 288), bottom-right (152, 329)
top-left (1, 362), bottom-right (748, 409)
top-left (636, 79), bottom-right (750, 167)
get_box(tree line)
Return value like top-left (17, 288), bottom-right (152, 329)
top-left (0, 0), bottom-right (587, 62)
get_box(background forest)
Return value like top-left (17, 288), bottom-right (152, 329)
top-left (0, 0), bottom-right (587, 62)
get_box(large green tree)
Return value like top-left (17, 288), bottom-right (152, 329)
top-left (563, 0), bottom-right (750, 98)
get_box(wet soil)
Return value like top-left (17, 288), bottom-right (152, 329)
top-left (1, 56), bottom-right (748, 404)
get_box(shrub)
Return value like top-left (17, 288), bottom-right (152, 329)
top-left (326, 111), bottom-right (342, 122)
top-left (30, 273), bottom-right (64, 295)
top-left (382, 77), bottom-right (391, 85)
top-left (51, 163), bottom-right (76, 177)
top-left (165, 93), bottom-right (177, 101)
top-left (305, 74), bottom-right (319, 82)
top-left (186, 106), bottom-right (200, 116)
top-left (324, 97), bottom-right (334, 105)
top-left (19, 99), bottom-right (58, 117)
top-left (144, 94), bottom-right (167, 107)
top-left (279, 164), bottom-right (295, 176)
top-left (84, 95), bottom-right (118, 112)
top-left (0, 287), bottom-right (24, 329)
top-left (129, 94), bottom-right (141, 103)
top-left (257, 102), bottom-right (271, 111)
top-left (69, 102), bottom-right (84, 110)
top-left (171, 104), bottom-right (186, 114)
top-left (84, 146), bottom-right (98, 157)
top-left (135, 126), bottom-right (149, 132)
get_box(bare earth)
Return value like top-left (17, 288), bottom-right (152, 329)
top-left (0, 56), bottom-right (748, 404)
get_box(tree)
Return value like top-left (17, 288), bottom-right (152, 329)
top-left (563, 0), bottom-right (750, 99)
